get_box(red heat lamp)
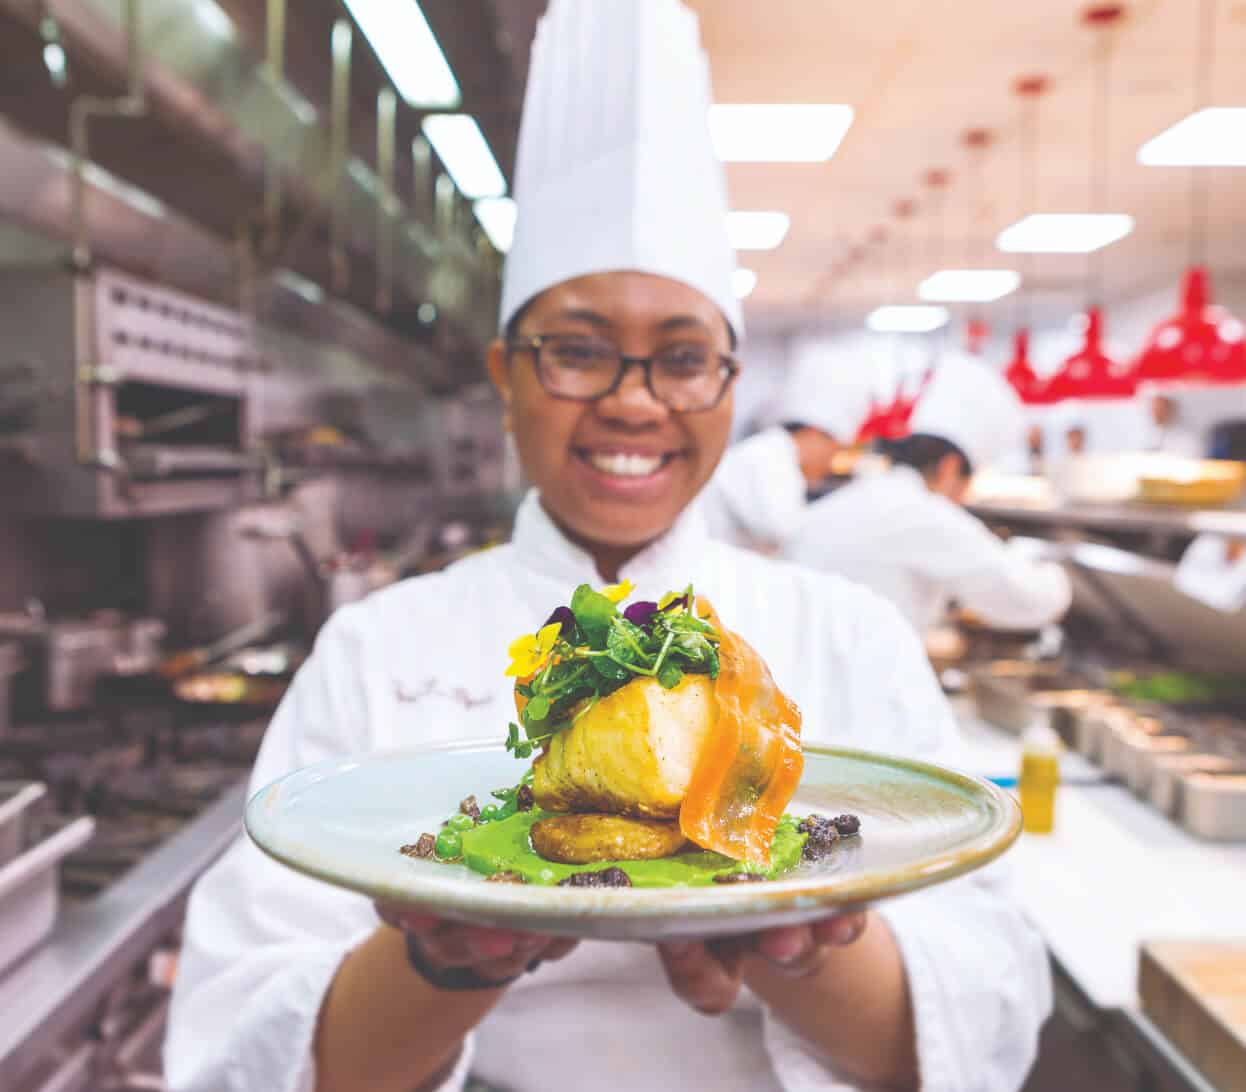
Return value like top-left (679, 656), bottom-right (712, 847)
top-left (1047, 306), bottom-right (1138, 400)
top-left (1134, 267), bottom-right (1246, 388)
top-left (1003, 328), bottom-right (1058, 405)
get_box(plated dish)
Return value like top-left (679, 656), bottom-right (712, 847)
top-left (246, 582), bottom-right (1021, 940)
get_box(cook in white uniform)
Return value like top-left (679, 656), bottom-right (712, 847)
top-left (164, 5), bottom-right (1050, 1091)
top-left (699, 353), bottom-right (872, 553)
top-left (787, 354), bottom-right (1072, 635)
top-left (1145, 393), bottom-right (1204, 458)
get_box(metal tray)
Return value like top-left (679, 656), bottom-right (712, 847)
top-left (1180, 771), bottom-right (1246, 841)
top-left (967, 661), bottom-right (1094, 739)
top-left (0, 783), bottom-right (46, 867)
top-left (0, 816), bottom-right (94, 979)
top-left (1149, 754), bottom-right (1246, 817)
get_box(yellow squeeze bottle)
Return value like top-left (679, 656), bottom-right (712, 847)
top-left (1019, 724), bottom-right (1061, 834)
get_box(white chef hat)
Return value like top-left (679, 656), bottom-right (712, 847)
top-left (776, 340), bottom-right (876, 441)
top-left (909, 351), bottom-right (1025, 471)
top-left (500, 0), bottom-right (742, 340)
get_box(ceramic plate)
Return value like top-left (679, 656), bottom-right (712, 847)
top-left (245, 741), bottom-right (1020, 941)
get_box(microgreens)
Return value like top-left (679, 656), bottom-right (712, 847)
top-left (504, 583), bottom-right (720, 758)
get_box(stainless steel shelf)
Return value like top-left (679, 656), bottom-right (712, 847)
top-left (969, 498), bottom-right (1246, 539)
top-left (0, 781), bottom-right (246, 1090)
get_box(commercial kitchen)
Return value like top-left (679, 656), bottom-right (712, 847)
top-left (0, 1), bottom-right (1244, 1090)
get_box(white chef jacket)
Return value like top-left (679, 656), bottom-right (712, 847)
top-left (698, 427), bottom-right (808, 553)
top-left (1145, 425), bottom-right (1204, 459)
top-left (165, 490), bottom-right (1051, 1092)
top-left (785, 466), bottom-right (1072, 635)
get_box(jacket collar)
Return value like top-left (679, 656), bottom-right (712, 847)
top-left (511, 489), bottom-right (713, 591)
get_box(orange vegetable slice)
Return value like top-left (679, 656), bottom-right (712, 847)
top-left (679, 598), bottom-right (804, 865)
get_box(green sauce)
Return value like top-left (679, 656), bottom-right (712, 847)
top-left (459, 809), bottom-right (807, 887)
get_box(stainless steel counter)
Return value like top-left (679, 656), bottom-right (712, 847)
top-left (0, 781), bottom-right (245, 1089)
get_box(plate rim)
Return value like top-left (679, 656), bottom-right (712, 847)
top-left (244, 738), bottom-right (1022, 922)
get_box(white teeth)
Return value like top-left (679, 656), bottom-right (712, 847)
top-left (588, 452), bottom-right (664, 477)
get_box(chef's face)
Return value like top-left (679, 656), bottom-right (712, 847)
top-left (487, 272), bottom-right (735, 560)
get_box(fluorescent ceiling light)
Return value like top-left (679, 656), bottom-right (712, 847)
top-left (732, 268), bottom-right (758, 299)
top-left (866, 305), bottom-right (949, 334)
top-left (726, 211), bottom-right (790, 251)
top-left (709, 104), bottom-right (854, 163)
top-left (421, 115), bottom-right (506, 200)
top-left (919, 269), bottom-right (1020, 303)
top-left (275, 269), bottom-right (324, 304)
top-left (996, 213), bottom-right (1135, 254)
top-left (1138, 108), bottom-right (1246, 167)
top-left (341, 0), bottom-right (460, 108)
top-left (474, 196), bottom-right (517, 253)
top-left (42, 42), bottom-right (67, 85)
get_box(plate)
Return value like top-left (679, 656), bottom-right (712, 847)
top-left (245, 741), bottom-right (1021, 941)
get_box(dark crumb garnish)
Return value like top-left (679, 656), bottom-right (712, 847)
top-left (713, 871), bottom-right (767, 884)
top-left (485, 870), bottom-right (528, 884)
top-left (516, 784), bottom-right (535, 812)
top-left (400, 833), bottom-right (437, 859)
top-left (831, 813), bottom-right (861, 837)
top-left (459, 795), bottom-right (481, 822)
top-left (797, 813), bottom-right (861, 862)
top-left (558, 866), bottom-right (632, 888)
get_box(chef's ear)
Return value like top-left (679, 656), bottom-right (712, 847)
top-left (487, 338), bottom-right (513, 406)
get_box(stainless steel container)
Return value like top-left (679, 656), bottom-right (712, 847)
top-left (0, 782), bottom-right (46, 866)
top-left (0, 641), bottom-right (20, 737)
top-left (1180, 772), bottom-right (1246, 841)
top-left (1120, 732), bottom-right (1194, 796)
top-left (0, 815), bottom-right (95, 977)
top-left (1149, 754), bottom-right (1245, 817)
top-left (45, 622), bottom-right (124, 712)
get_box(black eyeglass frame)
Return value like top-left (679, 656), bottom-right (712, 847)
top-left (505, 334), bottom-right (740, 413)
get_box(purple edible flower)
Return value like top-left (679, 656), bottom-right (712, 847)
top-left (623, 600), bottom-right (659, 627)
top-left (544, 605), bottom-right (576, 636)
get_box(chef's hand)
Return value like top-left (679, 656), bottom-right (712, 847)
top-left (376, 904), bottom-right (578, 988)
top-left (657, 911), bottom-right (868, 1015)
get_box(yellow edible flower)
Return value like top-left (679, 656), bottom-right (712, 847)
top-left (657, 591), bottom-right (682, 610)
top-left (505, 622), bottom-right (563, 678)
top-left (601, 579), bottom-right (635, 604)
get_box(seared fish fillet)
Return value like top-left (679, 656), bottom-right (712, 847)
top-left (532, 674), bottom-right (716, 818)
top-left (530, 814), bottom-right (688, 864)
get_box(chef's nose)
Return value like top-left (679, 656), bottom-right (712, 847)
top-left (595, 359), bottom-right (669, 424)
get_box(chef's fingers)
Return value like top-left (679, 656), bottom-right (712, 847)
top-left (749, 925), bottom-right (827, 978)
top-left (811, 910), bottom-right (868, 949)
top-left (657, 940), bottom-right (742, 1016)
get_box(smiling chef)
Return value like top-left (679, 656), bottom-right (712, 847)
top-left (164, 3), bottom-right (1050, 1091)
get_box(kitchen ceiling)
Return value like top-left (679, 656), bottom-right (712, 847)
top-left (678, 0), bottom-right (1246, 334)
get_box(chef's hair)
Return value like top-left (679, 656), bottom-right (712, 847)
top-left (503, 291), bottom-right (739, 350)
top-left (883, 434), bottom-right (973, 480)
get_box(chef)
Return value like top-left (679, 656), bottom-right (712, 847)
top-left (164, 4), bottom-right (1050, 1091)
top-left (1145, 392), bottom-right (1204, 458)
top-left (698, 351), bottom-right (872, 553)
top-left (787, 353), bottom-right (1072, 635)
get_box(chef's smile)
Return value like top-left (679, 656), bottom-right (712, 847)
top-left (488, 271), bottom-right (736, 570)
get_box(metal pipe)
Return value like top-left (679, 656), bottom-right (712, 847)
top-left (412, 135), bottom-right (432, 226)
top-left (68, 0), bottom-right (147, 270)
top-left (262, 0), bottom-right (288, 254)
top-left (328, 18), bottom-right (352, 293)
top-left (376, 87), bottom-right (396, 313)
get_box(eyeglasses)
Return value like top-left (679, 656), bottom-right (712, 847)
top-left (506, 334), bottom-right (739, 413)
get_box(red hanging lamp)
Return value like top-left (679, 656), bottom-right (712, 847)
top-left (1048, 5), bottom-right (1139, 401)
top-left (1004, 328), bottom-right (1059, 404)
top-left (1002, 75), bottom-right (1062, 403)
top-left (1134, 0), bottom-right (1246, 387)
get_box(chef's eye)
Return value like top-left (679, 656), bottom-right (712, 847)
top-left (546, 339), bottom-right (618, 371)
top-left (654, 344), bottom-right (713, 376)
